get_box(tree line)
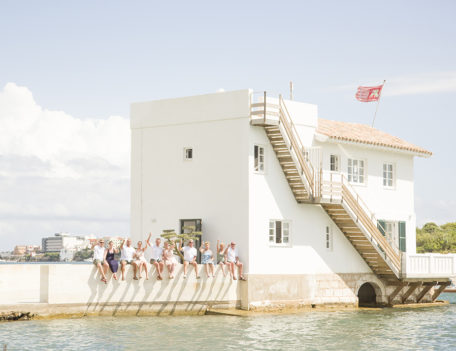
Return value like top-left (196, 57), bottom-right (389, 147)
top-left (416, 222), bottom-right (456, 253)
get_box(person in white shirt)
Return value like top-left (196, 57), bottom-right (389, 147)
top-left (92, 239), bottom-right (109, 283)
top-left (226, 242), bottom-right (246, 281)
top-left (179, 239), bottom-right (200, 279)
top-left (146, 234), bottom-right (164, 280)
top-left (120, 238), bottom-right (138, 281)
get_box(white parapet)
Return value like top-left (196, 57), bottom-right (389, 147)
top-left (0, 264), bottom-right (240, 307)
top-left (402, 253), bottom-right (456, 279)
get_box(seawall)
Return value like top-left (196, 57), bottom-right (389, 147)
top-left (0, 264), bottom-right (240, 317)
top-left (0, 264), bottom-right (442, 318)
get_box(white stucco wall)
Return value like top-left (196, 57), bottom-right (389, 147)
top-left (0, 264), bottom-right (239, 307)
top-left (248, 126), bottom-right (372, 275)
top-left (314, 140), bottom-right (417, 253)
top-left (130, 90), bottom-right (251, 263)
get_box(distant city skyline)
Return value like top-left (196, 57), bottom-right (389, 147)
top-left (1, 1), bottom-right (456, 250)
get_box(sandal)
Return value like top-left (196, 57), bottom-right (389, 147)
top-left (240, 276), bottom-right (247, 281)
top-left (101, 278), bottom-right (107, 284)
top-left (133, 277), bottom-right (138, 280)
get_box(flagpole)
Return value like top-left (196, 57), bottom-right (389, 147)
top-left (371, 80), bottom-right (386, 128)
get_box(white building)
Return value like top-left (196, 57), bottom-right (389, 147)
top-left (130, 89), bottom-right (455, 308)
top-left (59, 248), bottom-right (76, 262)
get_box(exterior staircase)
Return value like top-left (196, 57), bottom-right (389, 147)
top-left (251, 93), bottom-right (401, 279)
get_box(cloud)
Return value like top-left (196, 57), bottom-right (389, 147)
top-left (0, 83), bottom-right (130, 250)
top-left (334, 71), bottom-right (456, 97)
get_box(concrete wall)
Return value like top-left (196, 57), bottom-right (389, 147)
top-left (130, 90), bottom-right (251, 264)
top-left (0, 264), bottom-right (439, 315)
top-left (0, 264), bottom-right (240, 314)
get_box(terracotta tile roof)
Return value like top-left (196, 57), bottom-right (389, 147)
top-left (316, 118), bottom-right (432, 156)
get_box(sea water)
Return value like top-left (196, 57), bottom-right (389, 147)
top-left (1, 294), bottom-right (455, 351)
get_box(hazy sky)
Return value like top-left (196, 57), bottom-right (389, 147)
top-left (0, 1), bottom-right (455, 250)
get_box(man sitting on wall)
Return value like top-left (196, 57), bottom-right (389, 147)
top-left (179, 239), bottom-right (200, 279)
top-left (120, 238), bottom-right (137, 281)
top-left (92, 239), bottom-right (109, 284)
top-left (147, 234), bottom-right (164, 280)
top-left (226, 242), bottom-right (246, 281)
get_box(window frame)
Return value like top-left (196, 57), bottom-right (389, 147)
top-left (330, 154), bottom-right (339, 172)
top-left (183, 147), bottom-right (193, 161)
top-left (382, 162), bottom-right (395, 189)
top-left (268, 219), bottom-right (291, 247)
top-left (347, 158), bottom-right (366, 185)
top-left (254, 144), bottom-right (266, 174)
top-left (325, 225), bottom-right (333, 251)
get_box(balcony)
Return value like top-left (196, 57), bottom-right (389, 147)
top-left (402, 253), bottom-right (456, 280)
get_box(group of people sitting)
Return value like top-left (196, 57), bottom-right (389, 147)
top-left (92, 234), bottom-right (246, 284)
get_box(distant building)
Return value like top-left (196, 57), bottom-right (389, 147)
top-left (42, 233), bottom-right (92, 253)
top-left (13, 246), bottom-right (27, 256)
top-left (59, 248), bottom-right (76, 262)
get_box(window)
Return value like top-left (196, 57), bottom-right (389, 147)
top-left (378, 220), bottom-right (406, 252)
top-left (325, 225), bottom-right (333, 251)
top-left (254, 145), bottom-right (265, 173)
top-left (330, 154), bottom-right (339, 172)
top-left (383, 163), bottom-right (394, 188)
top-left (347, 159), bottom-right (365, 184)
top-left (184, 147), bottom-right (193, 160)
top-left (269, 220), bottom-right (290, 245)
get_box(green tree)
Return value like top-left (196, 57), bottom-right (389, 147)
top-left (416, 222), bottom-right (456, 253)
top-left (160, 227), bottom-right (201, 260)
top-left (41, 252), bottom-right (60, 262)
top-left (73, 248), bottom-right (94, 261)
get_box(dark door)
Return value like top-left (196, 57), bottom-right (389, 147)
top-left (180, 219), bottom-right (202, 263)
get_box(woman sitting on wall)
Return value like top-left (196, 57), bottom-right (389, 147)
top-left (216, 240), bottom-right (227, 277)
top-left (200, 241), bottom-right (215, 278)
top-left (133, 240), bottom-right (149, 280)
top-left (163, 241), bottom-right (178, 279)
top-left (104, 240), bottom-right (119, 280)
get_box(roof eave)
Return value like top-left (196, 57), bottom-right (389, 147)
top-left (315, 133), bottom-right (432, 158)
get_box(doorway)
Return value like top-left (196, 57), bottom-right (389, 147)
top-left (358, 282), bottom-right (377, 307)
top-left (180, 219), bottom-right (202, 263)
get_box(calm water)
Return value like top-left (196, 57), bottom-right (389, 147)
top-left (1, 294), bottom-right (456, 351)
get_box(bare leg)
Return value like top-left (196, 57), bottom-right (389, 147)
top-left (205, 264), bottom-right (209, 277)
top-left (159, 262), bottom-right (164, 278)
top-left (210, 263), bottom-right (215, 277)
top-left (220, 263), bottom-right (226, 276)
top-left (97, 263), bottom-right (107, 281)
top-left (192, 262), bottom-right (200, 278)
top-left (153, 262), bottom-right (160, 279)
top-left (121, 261), bottom-right (126, 280)
top-left (227, 262), bottom-right (234, 278)
top-left (183, 261), bottom-right (189, 277)
top-left (132, 261), bottom-right (138, 279)
top-left (237, 262), bottom-right (244, 279)
top-left (144, 263), bottom-right (149, 280)
top-left (103, 262), bottom-right (109, 276)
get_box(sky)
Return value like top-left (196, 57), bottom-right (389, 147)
top-left (0, 0), bottom-right (455, 250)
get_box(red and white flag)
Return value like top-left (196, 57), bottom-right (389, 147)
top-left (355, 84), bottom-right (384, 102)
